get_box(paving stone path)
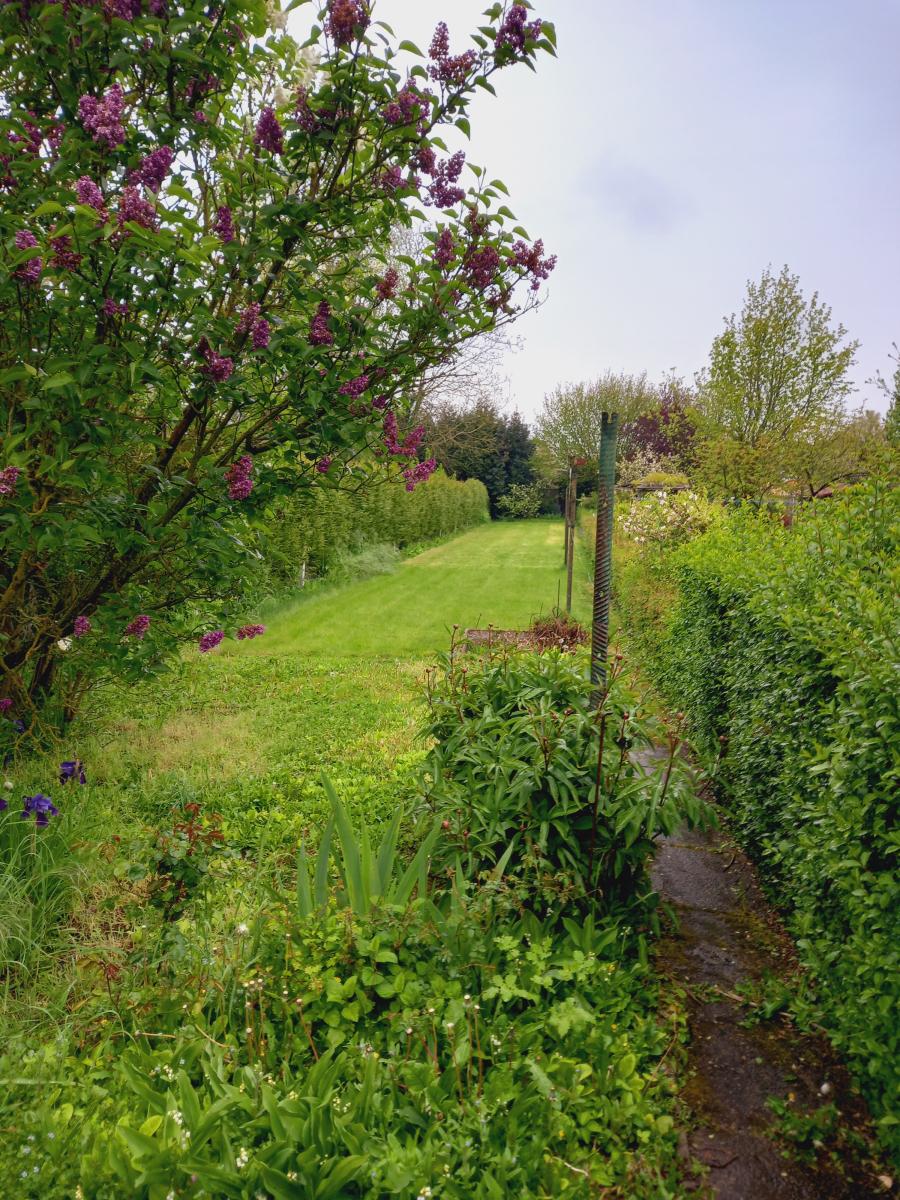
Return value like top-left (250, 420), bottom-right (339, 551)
top-left (645, 764), bottom-right (889, 1199)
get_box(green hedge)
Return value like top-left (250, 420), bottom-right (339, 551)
top-left (264, 470), bottom-right (489, 582)
top-left (653, 480), bottom-right (899, 1151)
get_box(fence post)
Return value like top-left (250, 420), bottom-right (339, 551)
top-left (564, 461), bottom-right (577, 613)
top-left (590, 412), bottom-right (619, 702)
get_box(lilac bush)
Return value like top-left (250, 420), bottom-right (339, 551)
top-left (0, 0), bottom-right (556, 728)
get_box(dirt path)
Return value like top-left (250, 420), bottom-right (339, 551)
top-left (649, 793), bottom-right (888, 1198)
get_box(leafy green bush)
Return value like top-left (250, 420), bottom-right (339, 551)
top-left (633, 471), bottom-right (689, 489)
top-left (423, 648), bottom-right (705, 917)
top-left (496, 482), bottom-right (545, 519)
top-left (652, 479), bottom-right (899, 1152)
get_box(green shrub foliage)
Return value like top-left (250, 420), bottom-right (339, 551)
top-left (265, 472), bottom-right (489, 584)
top-left (654, 480), bottom-right (899, 1148)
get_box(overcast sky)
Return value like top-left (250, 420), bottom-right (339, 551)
top-left (310, 1), bottom-right (900, 417)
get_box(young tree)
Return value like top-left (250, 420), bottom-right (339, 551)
top-left (873, 344), bottom-right (900, 448)
top-left (534, 371), bottom-right (657, 475)
top-left (0, 1), bottom-right (556, 731)
top-left (697, 265), bottom-right (857, 445)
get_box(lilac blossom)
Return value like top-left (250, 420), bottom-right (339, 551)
top-left (464, 244), bottom-right (501, 290)
top-left (376, 267), bottom-right (399, 301)
top-left (295, 86), bottom-right (319, 133)
top-left (213, 205), bottom-right (235, 244)
top-left (325, 0), bottom-right (369, 46)
top-left (315, 456), bottom-right (332, 473)
top-left (224, 455), bottom-right (253, 500)
top-left (102, 298), bottom-right (128, 317)
top-left (200, 346), bottom-right (234, 384)
top-left (130, 145), bottom-right (173, 191)
top-left (372, 393), bottom-right (389, 410)
top-left (124, 614), bottom-right (150, 640)
top-left (338, 373), bottom-right (369, 398)
top-left (50, 235), bottom-right (82, 271)
top-left (198, 630), bottom-right (225, 653)
top-left (434, 228), bottom-right (456, 269)
top-left (383, 85), bottom-right (429, 127)
top-left (118, 185), bottom-right (157, 231)
top-left (513, 237), bottom-right (556, 290)
top-left (403, 457), bottom-right (437, 491)
top-left (379, 165), bottom-right (404, 193)
top-left (427, 152), bottom-right (466, 208)
top-left (75, 176), bottom-right (108, 219)
top-left (235, 303), bottom-right (270, 349)
top-left (77, 84), bottom-right (126, 150)
top-left (383, 412), bottom-right (425, 458)
top-left (236, 624), bottom-right (265, 640)
top-left (495, 5), bottom-right (543, 56)
top-left (73, 616), bottom-right (91, 637)
top-left (13, 230), bottom-right (41, 284)
top-left (254, 107), bottom-right (284, 155)
top-left (0, 466), bottom-right (22, 498)
top-left (309, 300), bottom-right (334, 346)
top-left (0, 699), bottom-right (12, 713)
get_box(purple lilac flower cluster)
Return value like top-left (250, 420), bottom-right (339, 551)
top-left (50, 234), bottom-right (82, 271)
top-left (59, 759), bottom-right (87, 785)
top-left (433, 228), bottom-right (455, 269)
top-left (383, 85), bottom-right (429, 127)
top-left (379, 165), bottom-right (406, 193)
top-left (235, 303), bottom-right (270, 349)
top-left (1, 465), bottom-right (22, 499)
top-left (14, 230), bottom-right (42, 284)
top-left (75, 176), bottom-right (108, 220)
top-left (403, 458), bottom-right (437, 492)
top-left (130, 145), bottom-right (173, 191)
top-left (213, 205), bottom-right (235, 244)
top-left (315, 457), bottom-right (332, 474)
top-left (464, 244), bottom-right (501, 290)
top-left (236, 624), bottom-right (266, 640)
top-left (428, 22), bottom-right (477, 85)
top-left (0, 698), bottom-right (12, 713)
top-left (224, 455), bottom-right (253, 500)
top-left (73, 616), bottom-right (91, 637)
top-left (495, 5), bottom-right (542, 55)
top-left (427, 151), bottom-right (466, 208)
top-left (78, 84), bottom-right (126, 150)
top-left (383, 411), bottom-right (425, 458)
top-left (124, 614), bottom-right (150, 640)
top-left (309, 300), bottom-right (334, 346)
top-left (338, 373), bottom-right (369, 398)
top-left (102, 298), bottom-right (128, 317)
top-left (106, 0), bottom-right (142, 20)
top-left (118, 185), bottom-right (157, 231)
top-left (198, 630), bottom-right (225, 653)
top-left (376, 267), bottom-right (399, 301)
top-left (254, 107), bottom-right (284, 155)
top-left (20, 794), bottom-right (58, 827)
top-left (295, 87), bottom-right (319, 134)
top-left (200, 342), bottom-right (234, 383)
top-left (325, 0), bottom-right (369, 46)
top-left (513, 237), bottom-right (557, 290)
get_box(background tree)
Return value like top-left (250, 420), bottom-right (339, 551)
top-left (0, 0), bottom-right (556, 731)
top-left (424, 400), bottom-right (536, 516)
top-left (534, 371), bottom-right (658, 476)
top-left (873, 344), bottom-right (900, 448)
top-left (696, 265), bottom-right (858, 446)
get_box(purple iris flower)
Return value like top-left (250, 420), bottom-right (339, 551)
top-left (59, 760), bottom-right (87, 785)
top-left (22, 794), bottom-right (59, 827)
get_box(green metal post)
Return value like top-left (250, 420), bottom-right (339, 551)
top-left (590, 412), bottom-right (619, 702)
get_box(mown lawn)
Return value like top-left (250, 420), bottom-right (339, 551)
top-left (245, 517), bottom-right (591, 658)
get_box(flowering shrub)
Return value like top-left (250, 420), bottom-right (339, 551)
top-left (617, 489), bottom-right (722, 548)
top-left (0, 0), bottom-right (556, 729)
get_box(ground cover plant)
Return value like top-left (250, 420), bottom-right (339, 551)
top-left (0, 0), bottom-right (557, 730)
top-left (1, 519), bottom-right (705, 1198)
top-left (612, 478), bottom-right (900, 1158)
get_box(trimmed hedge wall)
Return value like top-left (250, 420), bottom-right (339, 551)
top-left (265, 470), bottom-right (489, 582)
top-left (649, 480), bottom-right (899, 1152)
